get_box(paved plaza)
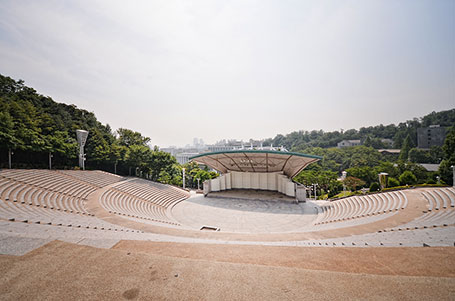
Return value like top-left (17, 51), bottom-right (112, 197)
top-left (171, 194), bottom-right (318, 233)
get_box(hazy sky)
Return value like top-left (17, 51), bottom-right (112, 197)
top-left (1, 0), bottom-right (454, 147)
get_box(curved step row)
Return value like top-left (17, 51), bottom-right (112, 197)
top-left (384, 188), bottom-right (455, 231)
top-left (100, 189), bottom-right (180, 225)
top-left (57, 170), bottom-right (124, 187)
top-left (0, 179), bottom-right (90, 215)
top-left (99, 178), bottom-right (189, 226)
top-left (0, 169), bottom-right (98, 198)
top-left (0, 198), bottom-right (138, 232)
top-left (315, 190), bottom-right (406, 225)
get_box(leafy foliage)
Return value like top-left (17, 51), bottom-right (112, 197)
top-left (369, 182), bottom-right (380, 192)
top-left (343, 176), bottom-right (366, 191)
top-left (388, 177), bottom-right (400, 188)
top-left (0, 74), bottom-right (182, 185)
top-left (399, 171), bottom-right (417, 185)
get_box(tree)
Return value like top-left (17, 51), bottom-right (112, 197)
top-left (399, 170), bottom-right (417, 185)
top-left (388, 177), bottom-right (400, 187)
top-left (116, 128), bottom-right (150, 147)
top-left (399, 134), bottom-right (413, 161)
top-left (148, 150), bottom-right (178, 181)
top-left (438, 126), bottom-right (455, 185)
top-left (369, 182), bottom-right (380, 191)
top-left (343, 176), bottom-right (366, 191)
top-left (125, 144), bottom-right (151, 175)
top-left (346, 166), bottom-right (375, 186)
top-left (374, 161), bottom-right (400, 179)
top-left (0, 111), bottom-right (21, 151)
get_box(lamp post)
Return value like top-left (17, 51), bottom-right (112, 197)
top-left (8, 149), bottom-right (13, 169)
top-left (312, 183), bottom-right (318, 200)
top-left (452, 165), bottom-right (454, 188)
top-left (76, 130), bottom-right (89, 170)
top-left (182, 168), bottom-right (186, 189)
top-left (49, 152), bottom-right (53, 170)
top-left (341, 171), bottom-right (347, 195)
top-left (197, 178), bottom-right (200, 190)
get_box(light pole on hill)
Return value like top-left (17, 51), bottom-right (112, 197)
top-left (49, 152), bottom-right (53, 170)
top-left (182, 168), bottom-right (186, 189)
top-left (312, 183), bottom-right (318, 200)
top-left (8, 149), bottom-right (13, 169)
top-left (76, 130), bottom-right (89, 170)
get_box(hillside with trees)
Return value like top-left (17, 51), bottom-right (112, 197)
top-left (0, 74), bottom-right (218, 188)
top-left (263, 109), bottom-right (454, 150)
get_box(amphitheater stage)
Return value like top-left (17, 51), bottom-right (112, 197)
top-left (206, 189), bottom-right (297, 202)
top-left (171, 194), bottom-right (318, 233)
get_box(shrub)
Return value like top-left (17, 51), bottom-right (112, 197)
top-left (369, 182), bottom-right (380, 192)
top-left (399, 171), bottom-right (417, 185)
top-left (426, 179), bottom-right (436, 185)
top-left (388, 177), bottom-right (400, 188)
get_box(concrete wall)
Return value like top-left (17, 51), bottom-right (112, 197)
top-left (207, 171), bottom-right (295, 197)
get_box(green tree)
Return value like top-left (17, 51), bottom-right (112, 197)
top-left (148, 150), bottom-right (178, 181)
top-left (399, 170), bottom-right (417, 185)
top-left (369, 182), bottom-right (380, 191)
top-left (346, 166), bottom-right (375, 186)
top-left (117, 128), bottom-right (150, 147)
top-left (438, 126), bottom-right (455, 185)
top-left (125, 144), bottom-right (152, 175)
top-left (399, 134), bottom-right (413, 161)
top-left (388, 177), bottom-right (400, 187)
top-left (343, 176), bottom-right (365, 191)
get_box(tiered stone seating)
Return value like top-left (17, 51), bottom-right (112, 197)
top-left (1, 169), bottom-right (453, 249)
top-left (0, 196), bottom-right (137, 231)
top-left (315, 191), bottom-right (405, 225)
top-left (298, 226), bottom-right (455, 247)
top-left (0, 177), bottom-right (90, 215)
top-left (385, 188), bottom-right (455, 231)
top-left (442, 187), bottom-right (455, 207)
top-left (100, 178), bottom-right (189, 225)
top-left (57, 170), bottom-right (124, 187)
top-left (0, 169), bottom-right (126, 217)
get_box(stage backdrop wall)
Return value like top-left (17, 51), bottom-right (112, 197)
top-left (205, 171), bottom-right (296, 197)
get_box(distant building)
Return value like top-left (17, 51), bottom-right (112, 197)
top-left (176, 153), bottom-right (199, 165)
top-left (337, 140), bottom-right (362, 148)
top-left (418, 163), bottom-right (440, 172)
top-left (208, 145), bottom-right (236, 152)
top-left (377, 149), bottom-right (401, 155)
top-left (417, 125), bottom-right (448, 149)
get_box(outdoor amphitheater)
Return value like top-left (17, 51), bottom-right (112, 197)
top-left (1, 158), bottom-right (454, 299)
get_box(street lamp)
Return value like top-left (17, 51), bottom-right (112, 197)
top-left (76, 130), bottom-right (89, 170)
top-left (312, 183), bottom-right (318, 200)
top-left (182, 168), bottom-right (186, 189)
top-left (8, 149), bottom-right (13, 169)
top-left (49, 152), bottom-right (53, 170)
top-left (451, 165), bottom-right (454, 188)
top-left (341, 171), bottom-right (347, 195)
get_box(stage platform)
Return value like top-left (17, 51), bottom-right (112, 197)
top-left (171, 192), bottom-right (318, 233)
top-left (206, 189), bottom-right (297, 203)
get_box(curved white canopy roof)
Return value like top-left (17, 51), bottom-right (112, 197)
top-left (190, 150), bottom-right (321, 178)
